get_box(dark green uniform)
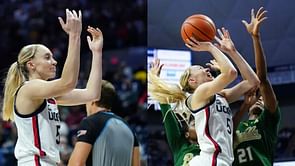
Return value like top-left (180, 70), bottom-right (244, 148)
top-left (159, 104), bottom-right (200, 166)
top-left (233, 107), bottom-right (281, 166)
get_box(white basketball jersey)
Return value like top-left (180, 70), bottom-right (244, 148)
top-left (14, 98), bottom-right (61, 165)
top-left (187, 94), bottom-right (234, 166)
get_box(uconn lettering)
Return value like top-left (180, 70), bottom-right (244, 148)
top-left (48, 106), bottom-right (60, 121)
top-left (216, 99), bottom-right (231, 116)
top-left (48, 111), bottom-right (60, 121)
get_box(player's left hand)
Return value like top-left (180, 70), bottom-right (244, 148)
top-left (206, 59), bottom-right (220, 72)
top-left (242, 7), bottom-right (267, 37)
top-left (214, 27), bottom-right (236, 54)
top-left (87, 26), bottom-right (103, 52)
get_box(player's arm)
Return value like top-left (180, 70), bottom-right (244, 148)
top-left (159, 104), bottom-right (185, 151)
top-left (132, 146), bottom-right (141, 166)
top-left (21, 10), bottom-right (82, 101)
top-left (56, 27), bottom-right (103, 106)
top-left (215, 28), bottom-right (260, 103)
top-left (233, 89), bottom-right (257, 131)
top-left (186, 39), bottom-right (237, 109)
top-left (149, 59), bottom-right (184, 150)
top-left (69, 119), bottom-right (96, 166)
top-left (68, 142), bottom-right (92, 166)
top-left (242, 7), bottom-right (277, 113)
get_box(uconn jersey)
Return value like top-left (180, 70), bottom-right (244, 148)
top-left (14, 98), bottom-right (61, 165)
top-left (187, 94), bottom-right (234, 166)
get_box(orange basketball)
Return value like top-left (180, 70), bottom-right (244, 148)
top-left (181, 14), bottom-right (216, 43)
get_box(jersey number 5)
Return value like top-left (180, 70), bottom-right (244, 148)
top-left (226, 118), bottom-right (231, 134)
top-left (56, 125), bottom-right (60, 144)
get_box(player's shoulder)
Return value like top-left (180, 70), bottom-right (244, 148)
top-left (83, 112), bottom-right (113, 123)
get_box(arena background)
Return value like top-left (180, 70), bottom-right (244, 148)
top-left (148, 0), bottom-right (295, 165)
top-left (0, 0), bottom-right (147, 165)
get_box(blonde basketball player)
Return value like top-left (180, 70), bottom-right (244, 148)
top-left (149, 33), bottom-right (259, 165)
top-left (2, 9), bottom-right (103, 166)
top-left (183, 33), bottom-right (259, 166)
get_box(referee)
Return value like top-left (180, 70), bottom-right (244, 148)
top-left (68, 80), bottom-right (140, 166)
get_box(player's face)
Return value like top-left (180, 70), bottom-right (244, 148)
top-left (189, 65), bottom-right (214, 88)
top-left (249, 96), bottom-right (264, 118)
top-left (29, 45), bottom-right (57, 80)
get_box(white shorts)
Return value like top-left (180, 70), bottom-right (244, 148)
top-left (189, 152), bottom-right (231, 166)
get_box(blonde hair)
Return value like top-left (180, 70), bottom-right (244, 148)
top-left (148, 73), bottom-right (186, 104)
top-left (179, 67), bottom-right (195, 93)
top-left (148, 70), bottom-right (194, 128)
top-left (2, 44), bottom-right (40, 121)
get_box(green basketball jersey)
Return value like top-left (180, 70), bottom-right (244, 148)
top-left (159, 104), bottom-right (200, 166)
top-left (233, 107), bottom-right (281, 166)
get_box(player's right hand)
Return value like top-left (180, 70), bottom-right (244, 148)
top-left (185, 36), bottom-right (213, 52)
top-left (58, 9), bottom-right (82, 35)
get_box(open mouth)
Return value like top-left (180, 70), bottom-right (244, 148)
top-left (207, 72), bottom-right (213, 78)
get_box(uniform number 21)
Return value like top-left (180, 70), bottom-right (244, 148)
top-left (237, 147), bottom-right (253, 163)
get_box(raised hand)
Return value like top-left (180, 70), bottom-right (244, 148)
top-left (87, 26), bottom-right (103, 52)
top-left (150, 58), bottom-right (164, 76)
top-left (58, 9), bottom-right (82, 35)
top-left (214, 27), bottom-right (236, 54)
top-left (185, 37), bottom-right (213, 52)
top-left (206, 59), bottom-right (220, 72)
top-left (242, 7), bottom-right (267, 36)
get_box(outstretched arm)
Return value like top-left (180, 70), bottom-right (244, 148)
top-left (186, 39), bottom-right (237, 110)
top-left (57, 26), bottom-right (103, 105)
top-left (22, 9), bottom-right (82, 101)
top-left (243, 7), bottom-right (277, 113)
top-left (149, 59), bottom-right (185, 151)
top-left (215, 28), bottom-right (260, 103)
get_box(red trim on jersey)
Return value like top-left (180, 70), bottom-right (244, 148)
top-left (204, 107), bottom-right (221, 166)
top-left (47, 98), bottom-right (56, 104)
top-left (34, 155), bottom-right (40, 166)
top-left (32, 116), bottom-right (46, 165)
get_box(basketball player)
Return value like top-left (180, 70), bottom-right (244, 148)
top-left (149, 33), bottom-right (259, 165)
top-left (2, 9), bottom-right (103, 166)
top-left (184, 32), bottom-right (260, 166)
top-left (149, 59), bottom-right (200, 166)
top-left (233, 7), bottom-right (281, 166)
top-left (68, 80), bottom-right (140, 166)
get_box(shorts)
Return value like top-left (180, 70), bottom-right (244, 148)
top-left (189, 152), bottom-right (232, 166)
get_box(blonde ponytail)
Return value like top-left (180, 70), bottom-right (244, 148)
top-left (148, 73), bottom-right (186, 104)
top-left (2, 44), bottom-right (40, 121)
top-left (2, 62), bottom-right (25, 121)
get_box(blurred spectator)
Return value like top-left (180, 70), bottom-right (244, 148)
top-left (276, 127), bottom-right (295, 158)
